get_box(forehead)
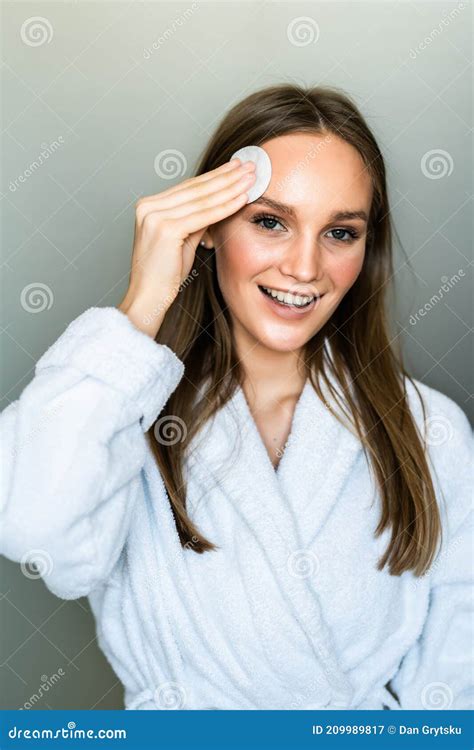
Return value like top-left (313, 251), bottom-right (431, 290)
top-left (260, 132), bottom-right (373, 213)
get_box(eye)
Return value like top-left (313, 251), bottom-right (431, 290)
top-left (326, 227), bottom-right (360, 243)
top-left (251, 213), bottom-right (286, 232)
top-left (250, 215), bottom-right (362, 243)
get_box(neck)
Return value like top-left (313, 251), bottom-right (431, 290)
top-left (232, 326), bottom-right (307, 407)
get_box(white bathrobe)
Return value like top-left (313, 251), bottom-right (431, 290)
top-left (0, 306), bottom-right (472, 711)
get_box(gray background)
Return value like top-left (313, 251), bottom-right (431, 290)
top-left (1, 0), bottom-right (472, 710)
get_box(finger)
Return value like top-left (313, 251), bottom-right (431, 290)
top-left (170, 190), bottom-right (251, 238)
top-left (151, 163), bottom-right (255, 214)
top-left (138, 159), bottom-right (255, 211)
top-left (182, 229), bottom-right (206, 255)
top-left (137, 159), bottom-right (243, 204)
top-left (159, 171), bottom-right (255, 222)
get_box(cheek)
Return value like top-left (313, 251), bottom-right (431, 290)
top-left (217, 226), bottom-right (272, 281)
top-left (328, 251), bottom-right (365, 289)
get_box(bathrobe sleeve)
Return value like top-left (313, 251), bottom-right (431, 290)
top-left (0, 306), bottom-right (184, 600)
top-left (389, 385), bottom-right (474, 709)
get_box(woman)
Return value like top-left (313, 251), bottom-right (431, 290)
top-left (0, 84), bottom-right (472, 711)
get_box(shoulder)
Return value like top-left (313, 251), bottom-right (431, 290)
top-left (403, 375), bottom-right (472, 449)
top-left (405, 378), bottom-right (473, 442)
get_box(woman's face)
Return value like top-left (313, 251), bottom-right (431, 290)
top-left (204, 132), bottom-right (374, 354)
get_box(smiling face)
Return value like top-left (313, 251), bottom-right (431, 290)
top-left (203, 132), bottom-right (374, 356)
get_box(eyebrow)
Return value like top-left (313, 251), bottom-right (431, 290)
top-left (251, 195), bottom-right (368, 223)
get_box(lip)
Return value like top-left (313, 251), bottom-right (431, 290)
top-left (257, 285), bottom-right (324, 319)
top-left (260, 284), bottom-right (318, 297)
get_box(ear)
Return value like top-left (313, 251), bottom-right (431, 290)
top-left (198, 229), bottom-right (215, 249)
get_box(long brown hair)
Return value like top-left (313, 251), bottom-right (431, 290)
top-left (146, 83), bottom-right (442, 576)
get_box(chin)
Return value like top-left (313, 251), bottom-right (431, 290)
top-left (251, 327), bottom-right (312, 353)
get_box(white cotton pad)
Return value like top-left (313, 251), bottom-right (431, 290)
top-left (230, 145), bottom-right (272, 203)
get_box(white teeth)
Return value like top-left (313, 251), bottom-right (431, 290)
top-left (262, 286), bottom-right (314, 308)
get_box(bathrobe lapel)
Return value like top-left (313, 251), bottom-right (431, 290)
top-left (185, 360), bottom-right (365, 707)
top-left (274, 376), bottom-right (366, 548)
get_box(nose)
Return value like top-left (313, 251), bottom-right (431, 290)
top-left (278, 231), bottom-right (322, 284)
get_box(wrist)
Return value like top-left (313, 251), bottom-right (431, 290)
top-left (117, 295), bottom-right (168, 338)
